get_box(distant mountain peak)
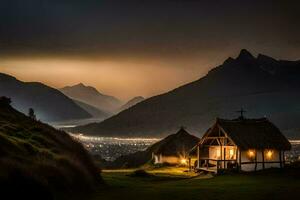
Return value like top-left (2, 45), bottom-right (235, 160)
top-left (257, 54), bottom-right (278, 64)
top-left (223, 57), bottom-right (235, 65)
top-left (75, 83), bottom-right (86, 87)
top-left (237, 49), bottom-right (255, 61)
top-left (257, 54), bottom-right (280, 75)
top-left (73, 83), bottom-right (93, 89)
top-left (65, 83), bottom-right (101, 95)
top-left (60, 83), bottom-right (122, 113)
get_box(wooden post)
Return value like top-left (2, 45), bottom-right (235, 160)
top-left (238, 149), bottom-right (242, 172)
top-left (279, 150), bottom-right (282, 168)
top-left (224, 147), bottom-right (226, 169)
top-left (197, 146), bottom-right (200, 168)
top-left (255, 150), bottom-right (257, 171)
top-left (220, 144), bottom-right (223, 168)
top-left (262, 150), bottom-right (265, 170)
top-left (283, 151), bottom-right (285, 167)
top-left (206, 159), bottom-right (209, 170)
top-left (223, 137), bottom-right (226, 169)
top-left (235, 147), bottom-right (238, 170)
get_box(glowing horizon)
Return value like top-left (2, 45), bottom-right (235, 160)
top-left (0, 56), bottom-right (216, 101)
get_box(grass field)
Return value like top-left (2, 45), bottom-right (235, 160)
top-left (90, 168), bottom-right (300, 200)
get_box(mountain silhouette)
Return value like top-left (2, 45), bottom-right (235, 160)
top-left (73, 99), bottom-right (111, 119)
top-left (60, 83), bottom-right (122, 113)
top-left (0, 73), bottom-right (91, 122)
top-left (68, 49), bottom-right (300, 138)
top-left (118, 96), bottom-right (145, 112)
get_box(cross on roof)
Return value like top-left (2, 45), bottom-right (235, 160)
top-left (236, 108), bottom-right (247, 119)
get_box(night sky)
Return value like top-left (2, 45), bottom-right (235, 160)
top-left (0, 0), bottom-right (299, 100)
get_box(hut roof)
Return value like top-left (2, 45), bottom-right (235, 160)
top-left (216, 117), bottom-right (291, 150)
top-left (149, 127), bottom-right (200, 157)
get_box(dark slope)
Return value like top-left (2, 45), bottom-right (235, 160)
top-left (0, 97), bottom-right (102, 199)
top-left (0, 73), bottom-right (91, 122)
top-left (60, 83), bottom-right (122, 113)
top-left (70, 50), bottom-right (300, 138)
top-left (73, 99), bottom-right (111, 119)
top-left (118, 96), bottom-right (145, 112)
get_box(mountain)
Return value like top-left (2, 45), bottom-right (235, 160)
top-left (0, 73), bottom-right (91, 122)
top-left (118, 96), bottom-right (145, 112)
top-left (108, 128), bottom-right (199, 168)
top-left (73, 99), bottom-right (110, 119)
top-left (0, 97), bottom-right (102, 199)
top-left (68, 49), bottom-right (300, 139)
top-left (60, 83), bottom-right (122, 113)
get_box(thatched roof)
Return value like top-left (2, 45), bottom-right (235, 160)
top-left (216, 117), bottom-right (291, 150)
top-left (149, 127), bottom-right (200, 157)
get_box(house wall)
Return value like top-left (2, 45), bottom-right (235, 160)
top-left (205, 146), bottom-right (237, 168)
top-left (209, 146), bottom-right (221, 160)
top-left (198, 147), bottom-right (283, 171)
top-left (240, 150), bottom-right (281, 171)
top-left (208, 146), bottom-right (237, 160)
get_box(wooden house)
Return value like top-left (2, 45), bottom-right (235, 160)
top-left (151, 127), bottom-right (199, 165)
top-left (191, 117), bottom-right (291, 173)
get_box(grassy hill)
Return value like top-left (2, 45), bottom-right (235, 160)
top-left (0, 97), bottom-right (102, 199)
top-left (91, 168), bottom-right (300, 200)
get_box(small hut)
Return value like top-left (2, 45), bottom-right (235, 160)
top-left (150, 127), bottom-right (199, 165)
top-left (193, 117), bottom-right (291, 173)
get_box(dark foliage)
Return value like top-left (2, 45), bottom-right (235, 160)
top-left (0, 96), bottom-right (11, 105)
top-left (28, 108), bottom-right (36, 120)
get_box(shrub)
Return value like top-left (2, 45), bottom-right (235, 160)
top-left (0, 97), bottom-right (11, 105)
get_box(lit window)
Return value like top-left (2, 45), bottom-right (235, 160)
top-left (228, 149), bottom-right (235, 159)
top-left (266, 150), bottom-right (273, 160)
top-left (216, 149), bottom-right (221, 158)
top-left (247, 149), bottom-right (256, 160)
top-left (229, 149), bottom-right (234, 157)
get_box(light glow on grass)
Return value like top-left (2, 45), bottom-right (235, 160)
top-left (180, 158), bottom-right (187, 165)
